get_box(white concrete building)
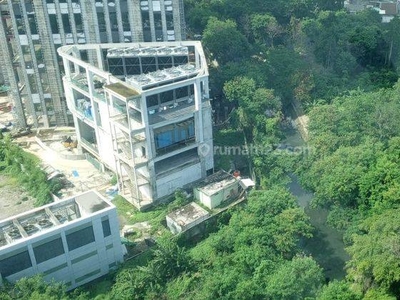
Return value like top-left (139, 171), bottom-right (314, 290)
top-left (166, 202), bottom-right (209, 234)
top-left (194, 171), bottom-right (240, 209)
top-left (0, 190), bottom-right (124, 290)
top-left (57, 41), bottom-right (214, 209)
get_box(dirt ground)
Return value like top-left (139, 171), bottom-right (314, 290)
top-left (23, 141), bottom-right (113, 198)
top-left (0, 95), bottom-right (115, 221)
top-left (0, 175), bottom-right (35, 220)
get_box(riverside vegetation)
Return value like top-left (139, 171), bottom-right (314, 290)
top-left (2, 0), bottom-right (400, 298)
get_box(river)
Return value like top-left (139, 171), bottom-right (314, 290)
top-left (284, 129), bottom-right (350, 280)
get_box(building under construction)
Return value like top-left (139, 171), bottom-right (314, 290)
top-left (58, 41), bottom-right (214, 209)
top-left (0, 0), bottom-right (186, 128)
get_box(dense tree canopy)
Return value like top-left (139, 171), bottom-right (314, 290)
top-left (109, 188), bottom-right (317, 299)
top-left (8, 0), bottom-right (400, 298)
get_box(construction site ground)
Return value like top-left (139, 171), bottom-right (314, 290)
top-left (0, 96), bottom-right (114, 220)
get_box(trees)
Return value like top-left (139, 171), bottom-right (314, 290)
top-left (300, 9), bottom-right (398, 101)
top-left (264, 255), bottom-right (324, 300)
top-left (0, 275), bottom-right (88, 300)
top-left (111, 238), bottom-right (193, 299)
top-left (202, 17), bottom-right (249, 65)
top-left (223, 76), bottom-right (282, 142)
top-left (250, 13), bottom-right (283, 47)
top-left (110, 188), bottom-right (317, 299)
top-left (347, 209), bottom-right (400, 296)
top-left (317, 280), bottom-right (362, 300)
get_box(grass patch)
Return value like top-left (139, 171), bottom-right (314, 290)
top-left (113, 192), bottom-right (192, 236)
top-left (0, 176), bottom-right (18, 188)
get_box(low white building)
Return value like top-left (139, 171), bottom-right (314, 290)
top-left (194, 171), bottom-right (255, 209)
top-left (194, 171), bottom-right (240, 209)
top-left (166, 202), bottom-right (210, 234)
top-left (0, 190), bottom-right (123, 290)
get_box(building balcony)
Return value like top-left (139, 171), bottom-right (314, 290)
top-left (110, 113), bottom-right (129, 132)
top-left (80, 138), bottom-right (98, 155)
top-left (148, 99), bottom-right (195, 125)
top-left (93, 89), bottom-right (105, 102)
top-left (110, 113), bottom-right (145, 136)
top-left (76, 104), bottom-right (94, 122)
top-left (132, 133), bottom-right (146, 143)
top-left (128, 97), bottom-right (141, 110)
top-left (70, 76), bottom-right (90, 95)
top-left (155, 148), bottom-right (199, 178)
top-left (155, 137), bottom-right (195, 156)
top-left (115, 147), bottom-right (148, 167)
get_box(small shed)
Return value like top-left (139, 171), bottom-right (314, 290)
top-left (166, 202), bottom-right (210, 235)
top-left (239, 178), bottom-right (256, 190)
top-left (194, 170), bottom-right (240, 209)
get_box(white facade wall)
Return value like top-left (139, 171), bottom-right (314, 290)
top-left (59, 42), bottom-right (213, 208)
top-left (196, 181), bottom-right (240, 209)
top-left (97, 127), bottom-right (116, 169)
top-left (156, 163), bottom-right (203, 198)
top-left (0, 192), bottom-right (123, 290)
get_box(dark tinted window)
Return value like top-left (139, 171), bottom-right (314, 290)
top-left (102, 219), bottom-right (111, 237)
top-left (0, 250), bottom-right (32, 277)
top-left (33, 237), bottom-right (65, 263)
top-left (66, 225), bottom-right (95, 251)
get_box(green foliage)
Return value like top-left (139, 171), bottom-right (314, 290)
top-left (347, 209), bottom-right (400, 296)
top-left (250, 13), bottom-right (283, 47)
top-left (317, 280), bottom-right (362, 300)
top-left (264, 255), bottom-right (324, 300)
top-left (110, 174), bottom-right (117, 185)
top-left (326, 206), bottom-right (357, 231)
top-left (0, 135), bottom-right (55, 207)
top-left (0, 275), bottom-right (88, 300)
top-left (202, 17), bottom-right (249, 65)
top-left (110, 188), bottom-right (317, 299)
top-left (300, 9), bottom-right (398, 101)
top-left (111, 238), bottom-right (192, 299)
top-left (223, 76), bottom-right (282, 141)
top-left (300, 89), bottom-right (400, 296)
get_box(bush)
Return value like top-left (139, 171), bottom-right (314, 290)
top-left (0, 135), bottom-right (53, 207)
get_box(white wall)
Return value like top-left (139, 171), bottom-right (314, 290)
top-left (156, 163), bottom-right (202, 198)
top-left (0, 209), bottom-right (123, 290)
top-left (97, 127), bottom-right (116, 171)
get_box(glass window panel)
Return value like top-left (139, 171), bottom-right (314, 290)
top-left (0, 249), bottom-right (32, 277)
top-left (33, 237), bottom-right (65, 263)
top-left (66, 225), bottom-right (95, 251)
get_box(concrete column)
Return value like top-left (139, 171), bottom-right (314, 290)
top-left (129, 0), bottom-right (143, 42)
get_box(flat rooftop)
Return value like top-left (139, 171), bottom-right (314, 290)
top-left (166, 202), bottom-right (209, 227)
top-left (197, 171), bottom-right (238, 197)
top-left (107, 45), bottom-right (189, 58)
top-left (125, 63), bottom-right (199, 88)
top-left (0, 190), bottom-right (111, 249)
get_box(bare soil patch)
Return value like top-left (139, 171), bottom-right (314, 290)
top-left (0, 175), bottom-right (35, 220)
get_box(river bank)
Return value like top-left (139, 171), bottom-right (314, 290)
top-left (284, 129), bottom-right (349, 280)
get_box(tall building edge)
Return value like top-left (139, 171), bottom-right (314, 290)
top-left (0, 0), bottom-right (186, 128)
